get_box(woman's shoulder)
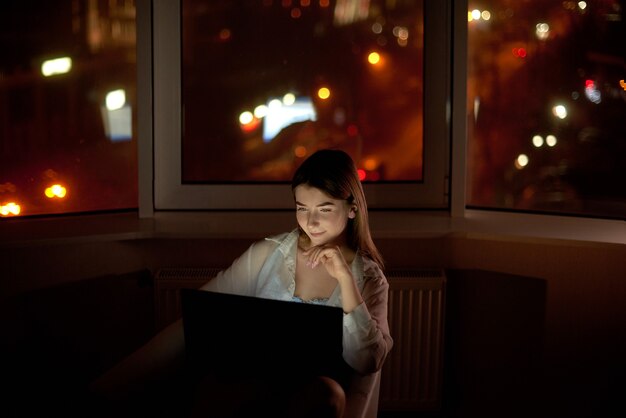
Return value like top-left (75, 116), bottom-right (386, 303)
top-left (264, 229), bottom-right (297, 244)
top-left (247, 229), bottom-right (298, 257)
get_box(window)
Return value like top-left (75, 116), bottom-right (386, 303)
top-left (467, 0), bottom-right (626, 219)
top-left (182, 0), bottom-right (424, 184)
top-left (0, 1), bottom-right (138, 218)
top-left (154, 0), bottom-right (450, 210)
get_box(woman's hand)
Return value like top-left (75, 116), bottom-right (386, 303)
top-left (303, 245), bottom-right (364, 312)
top-left (303, 244), bottom-right (352, 282)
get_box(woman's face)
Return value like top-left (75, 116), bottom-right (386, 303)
top-left (294, 184), bottom-right (356, 247)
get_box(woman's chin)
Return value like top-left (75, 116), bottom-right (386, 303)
top-left (308, 235), bottom-right (327, 246)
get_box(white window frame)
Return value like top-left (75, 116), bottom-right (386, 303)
top-left (150, 0), bottom-right (451, 210)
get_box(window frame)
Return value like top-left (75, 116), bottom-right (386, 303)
top-left (3, 0), bottom-right (625, 249)
top-left (150, 0), bottom-right (451, 211)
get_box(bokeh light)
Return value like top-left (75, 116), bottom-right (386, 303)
top-left (552, 104), bottom-right (567, 119)
top-left (44, 184), bottom-right (67, 199)
top-left (239, 111), bottom-right (254, 125)
top-left (368, 52), bottom-right (381, 65)
top-left (238, 110), bottom-right (260, 132)
top-left (512, 47), bottom-right (527, 58)
top-left (317, 87), bottom-right (330, 100)
top-left (106, 89), bottom-right (126, 111)
top-left (0, 202), bottom-right (21, 216)
top-left (515, 154), bottom-right (529, 169)
top-left (254, 105), bottom-right (268, 118)
top-left (218, 28), bottom-right (231, 41)
top-left (283, 93), bottom-right (296, 105)
top-left (41, 57), bottom-right (72, 77)
top-left (294, 145), bottom-right (307, 158)
top-left (468, 9), bottom-right (491, 22)
top-left (269, 98), bottom-right (282, 109)
top-left (536, 23), bottom-right (550, 40)
top-left (363, 158), bottom-right (378, 171)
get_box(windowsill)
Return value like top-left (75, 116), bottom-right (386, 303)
top-left (1, 209), bottom-right (624, 248)
top-left (452, 210), bottom-right (626, 246)
top-left (0, 211), bottom-right (154, 248)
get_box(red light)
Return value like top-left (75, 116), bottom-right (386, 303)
top-left (357, 169), bottom-right (366, 181)
top-left (347, 124), bottom-right (358, 136)
top-left (585, 79), bottom-right (595, 89)
top-left (240, 117), bottom-right (260, 133)
top-left (512, 47), bottom-right (527, 58)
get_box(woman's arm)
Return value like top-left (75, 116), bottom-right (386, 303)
top-left (342, 268), bottom-right (393, 374)
top-left (302, 244), bottom-right (363, 313)
top-left (303, 246), bottom-right (393, 374)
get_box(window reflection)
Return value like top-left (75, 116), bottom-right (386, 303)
top-left (467, 0), bottom-right (626, 219)
top-left (182, 0), bottom-right (424, 183)
top-left (0, 1), bottom-right (137, 217)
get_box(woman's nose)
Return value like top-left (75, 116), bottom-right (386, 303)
top-left (307, 212), bottom-right (319, 227)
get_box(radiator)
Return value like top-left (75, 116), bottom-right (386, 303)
top-left (379, 269), bottom-right (446, 411)
top-left (154, 267), bottom-right (446, 411)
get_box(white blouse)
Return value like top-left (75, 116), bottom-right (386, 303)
top-left (199, 229), bottom-right (393, 418)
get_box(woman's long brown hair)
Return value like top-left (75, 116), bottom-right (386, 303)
top-left (291, 149), bottom-right (384, 269)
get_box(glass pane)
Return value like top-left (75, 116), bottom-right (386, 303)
top-left (0, 1), bottom-right (137, 218)
top-left (467, 1), bottom-right (626, 219)
top-left (182, 0), bottom-right (423, 183)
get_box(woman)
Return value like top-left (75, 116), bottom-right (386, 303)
top-left (91, 149), bottom-right (392, 418)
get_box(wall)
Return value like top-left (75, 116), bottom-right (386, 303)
top-left (1, 231), bottom-right (625, 417)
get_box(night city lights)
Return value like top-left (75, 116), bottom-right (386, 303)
top-left (1, 0), bottom-right (624, 219)
top-left (44, 184), bottom-right (68, 199)
top-left (180, 0), bottom-right (425, 185)
top-left (467, 0), bottom-right (625, 217)
top-left (0, 202), bottom-right (21, 216)
top-left (1, 2), bottom-right (137, 216)
top-left (41, 57), bottom-right (72, 77)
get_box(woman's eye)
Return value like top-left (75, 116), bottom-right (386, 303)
top-left (296, 207), bottom-right (307, 212)
top-left (320, 208), bottom-right (332, 213)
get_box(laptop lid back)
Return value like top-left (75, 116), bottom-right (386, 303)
top-left (180, 288), bottom-right (346, 380)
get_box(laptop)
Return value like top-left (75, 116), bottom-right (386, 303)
top-left (180, 288), bottom-right (351, 383)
